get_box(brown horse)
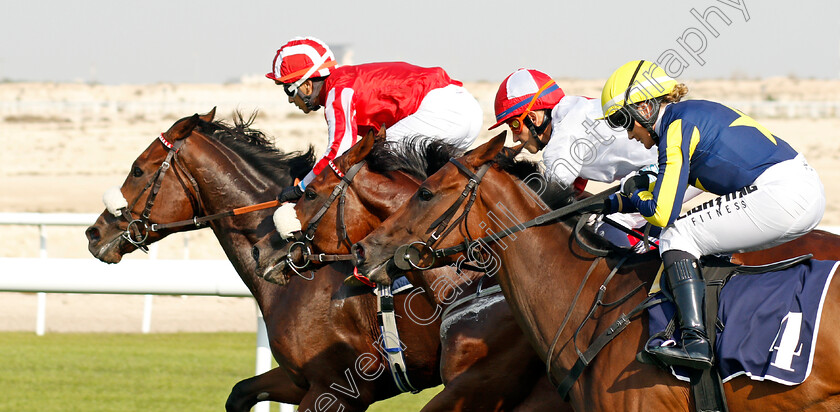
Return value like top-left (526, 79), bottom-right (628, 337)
top-left (84, 109), bottom-right (443, 412)
top-left (353, 133), bottom-right (840, 411)
top-left (253, 132), bottom-right (568, 411)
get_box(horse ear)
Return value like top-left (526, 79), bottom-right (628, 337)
top-left (166, 114), bottom-right (200, 141)
top-left (339, 129), bottom-right (376, 169)
top-left (199, 107), bottom-right (216, 123)
top-left (375, 124), bottom-right (387, 141)
top-left (465, 131), bottom-right (507, 167)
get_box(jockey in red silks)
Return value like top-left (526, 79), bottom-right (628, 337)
top-left (267, 37), bottom-right (483, 202)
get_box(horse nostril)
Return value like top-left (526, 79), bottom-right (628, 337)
top-left (352, 244), bottom-right (365, 266)
top-left (251, 245), bottom-right (260, 263)
top-left (86, 227), bottom-right (100, 242)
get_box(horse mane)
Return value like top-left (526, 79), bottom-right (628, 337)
top-left (492, 151), bottom-right (576, 210)
top-left (366, 136), bottom-right (464, 180)
top-left (195, 111), bottom-right (315, 181)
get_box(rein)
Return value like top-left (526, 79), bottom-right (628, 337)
top-left (116, 133), bottom-right (281, 251)
top-left (393, 157), bottom-right (619, 270)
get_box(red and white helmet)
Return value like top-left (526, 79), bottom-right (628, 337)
top-left (266, 37), bottom-right (337, 91)
top-left (490, 69), bottom-right (565, 130)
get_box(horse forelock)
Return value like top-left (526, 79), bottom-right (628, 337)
top-left (366, 136), bottom-right (464, 180)
top-left (193, 114), bottom-right (315, 183)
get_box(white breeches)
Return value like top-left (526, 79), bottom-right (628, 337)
top-left (658, 154), bottom-right (825, 259)
top-left (386, 84), bottom-right (483, 151)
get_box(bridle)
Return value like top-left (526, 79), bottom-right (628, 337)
top-left (115, 134), bottom-right (202, 252)
top-left (392, 159), bottom-right (491, 271)
top-left (392, 157), bottom-right (617, 271)
top-left (278, 159), bottom-right (366, 278)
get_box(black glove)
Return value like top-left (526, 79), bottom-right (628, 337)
top-left (277, 185), bottom-right (304, 203)
top-left (621, 171), bottom-right (656, 197)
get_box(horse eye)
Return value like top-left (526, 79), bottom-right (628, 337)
top-left (305, 189), bottom-right (318, 200)
top-left (418, 188), bottom-right (433, 201)
top-left (132, 166), bottom-right (144, 178)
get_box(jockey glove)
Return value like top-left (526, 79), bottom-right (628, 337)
top-left (620, 170), bottom-right (657, 197)
top-left (604, 193), bottom-right (639, 214)
top-left (277, 185), bottom-right (304, 203)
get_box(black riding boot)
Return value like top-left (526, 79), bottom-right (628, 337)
top-left (648, 257), bottom-right (713, 370)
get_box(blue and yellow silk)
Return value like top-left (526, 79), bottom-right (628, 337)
top-left (609, 100), bottom-right (798, 227)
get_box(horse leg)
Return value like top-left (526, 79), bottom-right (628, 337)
top-left (225, 367), bottom-right (306, 412)
top-left (296, 384), bottom-right (371, 412)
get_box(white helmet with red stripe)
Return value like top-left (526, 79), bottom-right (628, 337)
top-left (266, 37), bottom-right (337, 92)
top-left (490, 69), bottom-right (565, 130)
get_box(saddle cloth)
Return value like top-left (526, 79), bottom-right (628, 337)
top-left (647, 259), bottom-right (839, 385)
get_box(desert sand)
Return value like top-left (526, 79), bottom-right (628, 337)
top-left (1, 78), bottom-right (839, 332)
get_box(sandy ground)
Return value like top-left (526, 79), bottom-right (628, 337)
top-left (1, 79), bottom-right (839, 332)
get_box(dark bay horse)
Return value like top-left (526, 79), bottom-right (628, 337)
top-left (352, 133), bottom-right (840, 411)
top-left (84, 109), bottom-right (443, 411)
top-left (253, 132), bottom-right (568, 411)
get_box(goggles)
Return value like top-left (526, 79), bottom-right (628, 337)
top-left (507, 116), bottom-right (528, 134)
top-left (283, 84), bottom-right (297, 98)
top-left (606, 107), bottom-right (635, 131)
top-left (605, 60), bottom-right (648, 132)
top-left (506, 79), bottom-right (556, 135)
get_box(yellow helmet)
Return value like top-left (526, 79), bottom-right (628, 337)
top-left (600, 60), bottom-right (677, 127)
top-left (600, 60), bottom-right (678, 141)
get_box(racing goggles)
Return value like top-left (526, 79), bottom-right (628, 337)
top-left (605, 107), bottom-right (635, 131)
top-left (283, 84), bottom-right (297, 98)
top-left (506, 80), bottom-right (557, 134)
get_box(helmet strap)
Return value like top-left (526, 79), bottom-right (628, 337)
top-left (299, 79), bottom-right (324, 111)
top-left (526, 110), bottom-right (551, 150)
top-left (627, 99), bottom-right (661, 144)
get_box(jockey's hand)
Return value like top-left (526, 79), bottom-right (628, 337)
top-left (620, 170), bottom-right (657, 197)
top-left (604, 193), bottom-right (638, 214)
top-left (277, 185), bottom-right (304, 203)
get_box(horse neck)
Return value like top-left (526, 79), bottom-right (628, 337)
top-left (180, 133), bottom-right (290, 305)
top-left (471, 170), bottom-right (604, 353)
top-left (354, 167), bottom-right (422, 221)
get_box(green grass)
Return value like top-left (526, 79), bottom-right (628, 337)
top-left (0, 332), bottom-right (442, 411)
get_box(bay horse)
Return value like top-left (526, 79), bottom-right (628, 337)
top-left (352, 133), bottom-right (840, 411)
top-left (84, 109), bottom-right (444, 412)
top-left (252, 131), bottom-right (568, 411)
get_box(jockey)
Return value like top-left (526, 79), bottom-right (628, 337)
top-left (600, 60), bottom-right (825, 370)
top-left (491, 68), bottom-right (676, 249)
top-left (267, 36), bottom-right (483, 203)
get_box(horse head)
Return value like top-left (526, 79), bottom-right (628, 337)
top-left (85, 109), bottom-right (216, 263)
top-left (352, 132), bottom-right (515, 285)
top-left (253, 128), bottom-right (468, 286)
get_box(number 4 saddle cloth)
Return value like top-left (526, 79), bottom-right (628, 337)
top-left (647, 259), bottom-right (839, 385)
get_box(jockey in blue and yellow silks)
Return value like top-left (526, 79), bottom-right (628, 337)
top-left (600, 60), bottom-right (825, 370)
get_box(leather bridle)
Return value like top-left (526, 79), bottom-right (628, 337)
top-left (116, 134), bottom-right (203, 252)
top-left (278, 159), bottom-right (366, 278)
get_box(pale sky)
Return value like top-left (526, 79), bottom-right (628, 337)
top-left (2, 0), bottom-right (839, 84)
